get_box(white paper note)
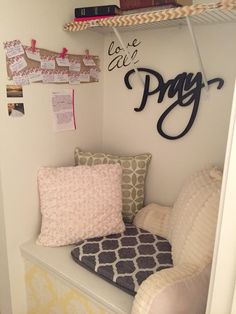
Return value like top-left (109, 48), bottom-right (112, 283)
top-left (28, 68), bottom-right (43, 83)
top-left (54, 70), bottom-right (69, 83)
top-left (4, 40), bottom-right (24, 58)
top-left (51, 89), bottom-right (76, 131)
top-left (68, 72), bottom-right (81, 85)
top-left (9, 56), bottom-right (27, 73)
top-left (42, 70), bottom-right (55, 83)
top-left (13, 71), bottom-right (30, 86)
top-left (24, 46), bottom-right (41, 62)
top-left (56, 57), bottom-right (70, 67)
top-left (69, 59), bottom-right (81, 72)
top-left (79, 72), bottom-right (90, 82)
top-left (83, 57), bottom-right (96, 66)
top-left (41, 57), bottom-right (55, 70)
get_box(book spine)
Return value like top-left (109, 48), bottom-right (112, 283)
top-left (120, 0), bottom-right (155, 10)
top-left (75, 5), bottom-right (119, 18)
top-left (121, 4), bottom-right (178, 15)
top-left (73, 15), bottom-right (115, 22)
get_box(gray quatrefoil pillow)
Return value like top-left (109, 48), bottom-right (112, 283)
top-left (71, 224), bottom-right (173, 295)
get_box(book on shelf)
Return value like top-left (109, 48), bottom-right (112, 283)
top-left (73, 15), bottom-right (115, 22)
top-left (121, 4), bottom-right (180, 15)
top-left (119, 0), bottom-right (192, 10)
top-left (75, 5), bottom-right (121, 18)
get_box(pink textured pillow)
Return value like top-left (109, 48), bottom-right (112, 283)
top-left (37, 164), bottom-right (125, 247)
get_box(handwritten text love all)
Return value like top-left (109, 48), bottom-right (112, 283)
top-left (107, 38), bottom-right (141, 71)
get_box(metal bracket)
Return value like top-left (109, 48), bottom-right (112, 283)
top-left (186, 16), bottom-right (209, 90)
top-left (112, 27), bottom-right (144, 85)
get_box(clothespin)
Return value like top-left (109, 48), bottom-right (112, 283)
top-left (84, 49), bottom-right (90, 59)
top-left (31, 39), bottom-right (36, 52)
top-left (59, 47), bottom-right (68, 59)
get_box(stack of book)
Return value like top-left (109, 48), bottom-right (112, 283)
top-left (73, 0), bottom-right (193, 22)
top-left (119, 0), bottom-right (192, 14)
top-left (74, 5), bottom-right (121, 22)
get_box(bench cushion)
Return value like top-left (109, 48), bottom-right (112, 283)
top-left (71, 224), bottom-right (173, 295)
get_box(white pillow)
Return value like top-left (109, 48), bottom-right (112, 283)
top-left (169, 166), bottom-right (222, 265)
top-left (37, 164), bottom-right (125, 247)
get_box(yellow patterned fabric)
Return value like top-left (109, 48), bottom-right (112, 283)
top-left (64, 0), bottom-right (236, 32)
top-left (24, 260), bottom-right (115, 314)
top-left (74, 148), bottom-right (151, 223)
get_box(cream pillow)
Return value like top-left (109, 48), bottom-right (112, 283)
top-left (74, 148), bottom-right (152, 223)
top-left (37, 164), bottom-right (125, 247)
top-left (168, 166), bottom-right (222, 266)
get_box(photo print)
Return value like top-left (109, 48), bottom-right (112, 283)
top-left (8, 103), bottom-right (25, 117)
top-left (6, 84), bottom-right (23, 97)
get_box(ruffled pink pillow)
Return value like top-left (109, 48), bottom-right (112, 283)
top-left (37, 164), bottom-right (125, 247)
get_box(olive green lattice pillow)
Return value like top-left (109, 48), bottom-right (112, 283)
top-left (74, 148), bottom-right (152, 223)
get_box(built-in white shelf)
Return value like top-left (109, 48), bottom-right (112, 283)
top-left (64, 0), bottom-right (236, 33)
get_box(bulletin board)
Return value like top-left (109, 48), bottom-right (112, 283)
top-left (4, 40), bottom-right (100, 85)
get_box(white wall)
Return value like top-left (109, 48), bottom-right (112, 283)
top-left (0, 0), bottom-right (104, 313)
top-left (0, 173), bottom-right (12, 314)
top-left (103, 23), bottom-right (236, 206)
top-left (206, 80), bottom-right (236, 314)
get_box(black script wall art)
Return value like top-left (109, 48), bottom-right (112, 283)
top-left (107, 38), bottom-right (141, 71)
top-left (124, 68), bottom-right (224, 140)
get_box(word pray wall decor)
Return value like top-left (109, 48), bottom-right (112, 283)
top-left (124, 68), bottom-right (224, 140)
top-left (107, 38), bottom-right (141, 71)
